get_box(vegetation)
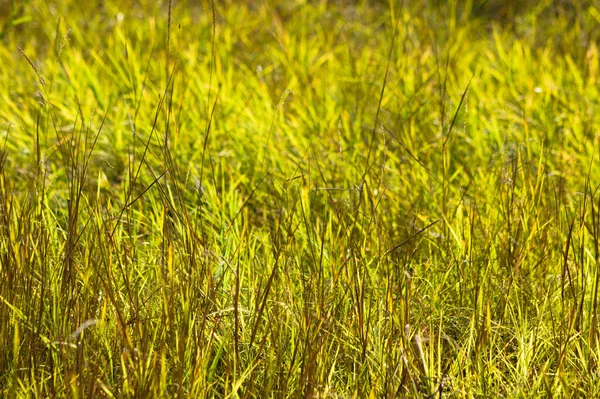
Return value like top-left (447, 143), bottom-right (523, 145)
top-left (2, 0), bottom-right (600, 396)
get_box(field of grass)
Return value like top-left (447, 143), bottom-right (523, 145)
top-left (2, 0), bottom-right (600, 397)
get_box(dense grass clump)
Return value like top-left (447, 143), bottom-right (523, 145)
top-left (3, 0), bottom-right (600, 397)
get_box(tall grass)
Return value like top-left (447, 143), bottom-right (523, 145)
top-left (2, 0), bottom-right (600, 397)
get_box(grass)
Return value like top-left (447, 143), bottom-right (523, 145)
top-left (2, 0), bottom-right (600, 397)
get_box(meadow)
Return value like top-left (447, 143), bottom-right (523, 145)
top-left (2, 0), bottom-right (600, 397)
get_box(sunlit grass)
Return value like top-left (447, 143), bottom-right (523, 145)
top-left (2, 0), bottom-right (600, 397)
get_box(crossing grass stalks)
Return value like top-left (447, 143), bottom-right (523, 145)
top-left (2, 0), bottom-right (600, 397)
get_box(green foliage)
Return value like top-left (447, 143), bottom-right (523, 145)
top-left (2, 0), bottom-right (600, 397)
